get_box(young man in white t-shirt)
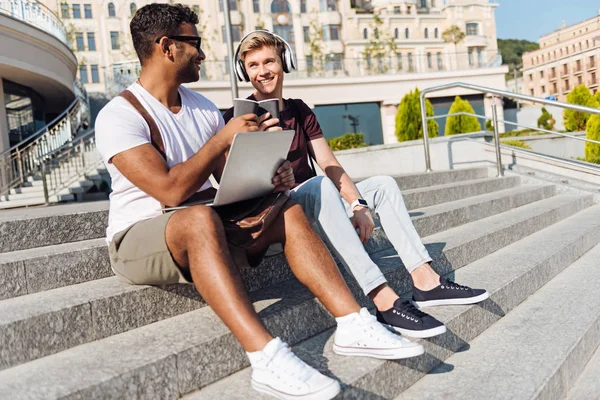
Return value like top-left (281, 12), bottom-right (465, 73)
top-left (95, 4), bottom-right (424, 399)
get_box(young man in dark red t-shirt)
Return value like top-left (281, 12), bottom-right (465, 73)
top-left (224, 31), bottom-right (489, 339)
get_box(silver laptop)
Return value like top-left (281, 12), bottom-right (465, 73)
top-left (161, 130), bottom-right (295, 211)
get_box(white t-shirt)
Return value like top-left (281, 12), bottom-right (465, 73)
top-left (95, 83), bottom-right (224, 242)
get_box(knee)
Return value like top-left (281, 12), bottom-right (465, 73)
top-left (179, 205), bottom-right (222, 232)
top-left (371, 175), bottom-right (400, 194)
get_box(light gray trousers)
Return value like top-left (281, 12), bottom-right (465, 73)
top-left (290, 175), bottom-right (432, 296)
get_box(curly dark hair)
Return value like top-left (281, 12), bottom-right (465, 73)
top-left (130, 3), bottom-right (199, 64)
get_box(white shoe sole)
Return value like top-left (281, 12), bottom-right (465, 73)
top-left (384, 323), bottom-right (447, 339)
top-left (332, 342), bottom-right (424, 360)
top-left (412, 291), bottom-right (490, 308)
top-left (251, 379), bottom-right (341, 400)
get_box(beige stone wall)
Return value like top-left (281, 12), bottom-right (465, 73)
top-left (41, 0), bottom-right (499, 93)
top-left (522, 15), bottom-right (600, 102)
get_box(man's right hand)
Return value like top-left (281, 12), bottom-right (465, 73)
top-left (218, 113), bottom-right (259, 145)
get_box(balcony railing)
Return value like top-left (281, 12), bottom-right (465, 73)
top-left (0, 0), bottom-right (67, 44)
top-left (105, 50), bottom-right (503, 93)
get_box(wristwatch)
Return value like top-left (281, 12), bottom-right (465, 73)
top-left (350, 198), bottom-right (369, 210)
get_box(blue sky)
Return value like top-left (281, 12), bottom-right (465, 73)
top-left (493, 0), bottom-right (600, 42)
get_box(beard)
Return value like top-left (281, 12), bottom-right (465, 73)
top-left (177, 56), bottom-right (200, 83)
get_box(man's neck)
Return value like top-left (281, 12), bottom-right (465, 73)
top-left (138, 68), bottom-right (182, 112)
top-left (253, 91), bottom-right (285, 111)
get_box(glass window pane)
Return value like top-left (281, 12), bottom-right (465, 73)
top-left (91, 65), bottom-right (99, 83)
top-left (72, 4), bottom-right (81, 18)
top-left (87, 32), bottom-right (96, 51)
top-left (75, 32), bottom-right (84, 51)
top-left (79, 65), bottom-right (88, 84)
top-left (60, 3), bottom-right (69, 18)
top-left (84, 4), bottom-right (92, 18)
top-left (110, 31), bottom-right (120, 49)
top-left (253, 0), bottom-right (260, 12)
top-left (108, 3), bottom-right (115, 17)
top-left (303, 26), bottom-right (310, 42)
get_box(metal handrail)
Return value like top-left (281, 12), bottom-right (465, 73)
top-left (0, 0), bottom-right (68, 44)
top-left (0, 98), bottom-right (83, 196)
top-left (419, 82), bottom-right (600, 176)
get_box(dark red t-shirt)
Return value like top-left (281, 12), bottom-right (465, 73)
top-left (223, 95), bottom-right (324, 186)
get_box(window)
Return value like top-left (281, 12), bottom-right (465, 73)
top-left (406, 5), bottom-right (411, 13)
top-left (320, 0), bottom-right (336, 12)
top-left (397, 53), bottom-right (402, 70)
top-left (407, 52), bottom-right (413, 71)
top-left (466, 23), bottom-right (478, 36)
top-left (590, 56), bottom-right (596, 68)
top-left (108, 2), bottom-right (115, 17)
top-left (530, 89), bottom-right (534, 96)
top-left (540, 70), bottom-right (544, 78)
top-left (394, 28), bottom-right (399, 39)
top-left (437, 52), bottom-right (443, 69)
top-left (87, 32), bottom-right (95, 51)
top-left (468, 48), bottom-right (474, 66)
top-left (434, 28), bottom-right (438, 39)
top-left (91, 65), bottom-right (99, 83)
top-left (221, 25), bottom-right (242, 42)
top-left (130, 3), bottom-right (136, 16)
top-left (219, 0), bottom-right (237, 12)
top-left (325, 53), bottom-right (342, 71)
top-left (192, 5), bottom-right (199, 14)
top-left (110, 31), bottom-right (120, 50)
top-left (431, 0), bottom-right (435, 6)
top-left (592, 72), bottom-right (597, 84)
top-left (72, 4), bottom-right (81, 18)
top-left (563, 64), bottom-right (568, 74)
top-left (420, 0), bottom-right (426, 7)
top-left (300, 0), bottom-right (307, 13)
top-left (303, 26), bottom-right (310, 42)
top-left (553, 82), bottom-right (558, 93)
top-left (394, 6), bottom-right (400, 14)
top-left (541, 85), bottom-right (546, 93)
top-left (363, 28), bottom-right (368, 39)
top-left (75, 32), bottom-right (84, 50)
top-left (551, 66), bottom-right (556, 78)
top-left (424, 28), bottom-right (428, 39)
top-left (578, 75), bottom-right (583, 85)
top-left (565, 79), bottom-right (570, 91)
top-left (477, 48), bottom-right (483, 64)
top-left (306, 55), bottom-right (313, 72)
top-left (253, 0), bottom-right (260, 12)
top-left (271, 0), bottom-right (290, 13)
top-left (60, 3), bottom-right (69, 18)
top-left (84, 4), bottom-right (92, 18)
top-left (427, 52), bottom-right (432, 68)
top-left (576, 59), bottom-right (581, 71)
top-left (79, 65), bottom-right (88, 84)
top-left (323, 25), bottom-right (340, 41)
top-left (405, 28), bottom-right (409, 39)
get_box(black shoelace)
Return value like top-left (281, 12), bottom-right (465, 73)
top-left (398, 300), bottom-right (429, 319)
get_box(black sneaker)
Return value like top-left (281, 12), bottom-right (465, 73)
top-left (412, 277), bottom-right (489, 308)
top-left (376, 299), bottom-right (447, 338)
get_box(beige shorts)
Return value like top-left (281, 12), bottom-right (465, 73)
top-left (108, 212), bottom-right (192, 285)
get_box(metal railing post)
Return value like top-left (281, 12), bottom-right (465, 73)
top-left (491, 99), bottom-right (504, 177)
top-left (40, 163), bottom-right (49, 205)
top-left (420, 92), bottom-right (432, 172)
top-left (16, 149), bottom-right (24, 185)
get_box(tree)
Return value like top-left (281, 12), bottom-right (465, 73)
top-left (537, 107), bottom-right (555, 130)
top-left (497, 39), bottom-right (539, 78)
top-left (306, 9), bottom-right (325, 74)
top-left (563, 84), bottom-right (598, 132)
top-left (395, 88), bottom-right (438, 142)
top-left (363, 11), bottom-right (397, 73)
top-left (585, 114), bottom-right (600, 163)
top-left (445, 96), bottom-right (481, 135)
top-left (442, 25), bottom-right (466, 45)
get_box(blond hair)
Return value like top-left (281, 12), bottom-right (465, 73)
top-left (238, 31), bottom-right (286, 63)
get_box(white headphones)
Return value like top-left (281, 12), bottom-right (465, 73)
top-left (233, 29), bottom-right (297, 82)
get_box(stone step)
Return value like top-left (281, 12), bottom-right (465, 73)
top-left (1, 186), bottom-right (85, 202)
top-left (0, 184), bottom-right (555, 300)
top-left (0, 194), bottom-right (76, 210)
top-left (0, 194), bottom-right (591, 376)
top-left (187, 204), bottom-right (600, 400)
top-left (0, 201), bottom-right (109, 253)
top-left (567, 345), bottom-right (600, 400)
top-left (390, 167), bottom-right (489, 191)
top-left (398, 242), bottom-right (600, 400)
top-left (0, 176), bottom-right (514, 253)
top-left (402, 176), bottom-right (520, 210)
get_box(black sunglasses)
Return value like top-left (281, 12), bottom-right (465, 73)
top-left (155, 35), bottom-right (202, 51)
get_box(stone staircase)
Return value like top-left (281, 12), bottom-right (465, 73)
top-left (0, 149), bottom-right (107, 210)
top-left (0, 166), bottom-right (599, 399)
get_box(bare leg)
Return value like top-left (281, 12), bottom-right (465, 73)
top-left (250, 202), bottom-right (361, 317)
top-left (165, 205), bottom-right (271, 352)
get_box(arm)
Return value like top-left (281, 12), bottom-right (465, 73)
top-left (310, 137), bottom-right (374, 243)
top-left (112, 114), bottom-right (259, 207)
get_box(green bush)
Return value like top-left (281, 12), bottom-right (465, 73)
top-left (537, 107), bottom-right (555, 130)
top-left (485, 119), bottom-right (493, 131)
top-left (327, 133), bottom-right (368, 151)
top-left (563, 85), bottom-right (598, 132)
top-left (585, 114), bottom-right (600, 162)
top-left (501, 140), bottom-right (532, 149)
top-left (395, 88), bottom-right (438, 142)
top-left (445, 96), bottom-right (482, 135)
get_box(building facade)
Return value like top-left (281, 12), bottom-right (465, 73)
top-left (522, 14), bottom-right (600, 102)
top-left (42, 0), bottom-right (500, 92)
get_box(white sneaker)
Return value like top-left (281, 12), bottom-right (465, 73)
top-left (247, 337), bottom-right (341, 400)
top-left (333, 308), bottom-right (425, 360)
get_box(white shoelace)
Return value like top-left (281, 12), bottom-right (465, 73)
top-left (360, 311), bottom-right (406, 345)
top-left (267, 342), bottom-right (315, 383)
